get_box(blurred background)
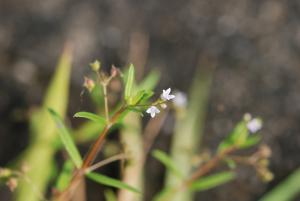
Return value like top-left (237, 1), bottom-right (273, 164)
top-left (1, 0), bottom-right (300, 200)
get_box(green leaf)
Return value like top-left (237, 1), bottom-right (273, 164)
top-left (55, 160), bottom-right (75, 191)
top-left (229, 121), bottom-right (249, 145)
top-left (49, 109), bottom-right (83, 168)
top-left (86, 172), bottom-right (140, 193)
top-left (131, 90), bottom-right (154, 105)
top-left (124, 64), bottom-right (135, 102)
top-left (152, 150), bottom-right (184, 179)
top-left (240, 135), bottom-right (261, 149)
top-left (190, 171), bottom-right (235, 192)
top-left (259, 167), bottom-right (300, 201)
top-left (74, 111), bottom-right (106, 123)
top-left (104, 189), bottom-right (117, 201)
top-left (217, 139), bottom-right (233, 153)
top-left (218, 120), bottom-right (249, 152)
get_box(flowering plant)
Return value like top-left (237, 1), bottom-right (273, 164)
top-left (0, 54), bottom-right (273, 201)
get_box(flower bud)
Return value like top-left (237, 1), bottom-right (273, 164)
top-left (259, 169), bottom-right (274, 182)
top-left (90, 60), bottom-right (101, 72)
top-left (259, 145), bottom-right (272, 158)
top-left (6, 178), bottom-right (18, 192)
top-left (160, 103), bottom-right (167, 109)
top-left (83, 77), bottom-right (95, 92)
top-left (110, 65), bottom-right (119, 78)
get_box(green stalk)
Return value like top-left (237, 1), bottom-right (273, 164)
top-left (117, 112), bottom-right (144, 201)
top-left (165, 65), bottom-right (214, 201)
top-left (15, 46), bottom-right (72, 201)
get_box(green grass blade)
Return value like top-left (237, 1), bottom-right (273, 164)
top-left (259, 167), bottom-right (300, 201)
top-left (86, 172), bottom-right (140, 193)
top-left (152, 150), bottom-right (184, 179)
top-left (190, 171), bottom-right (235, 192)
top-left (124, 64), bottom-right (135, 101)
top-left (74, 111), bottom-right (106, 123)
top-left (49, 109), bottom-right (82, 168)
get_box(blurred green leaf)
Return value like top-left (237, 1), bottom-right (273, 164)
top-left (74, 111), bottom-right (106, 124)
top-left (49, 109), bottom-right (82, 168)
top-left (229, 121), bottom-right (249, 145)
top-left (124, 64), bottom-right (135, 102)
top-left (104, 189), bottom-right (117, 201)
top-left (15, 46), bottom-right (73, 201)
top-left (131, 90), bottom-right (154, 105)
top-left (218, 140), bottom-right (233, 153)
top-left (86, 172), bottom-right (140, 193)
top-left (240, 135), bottom-right (261, 149)
top-left (74, 121), bottom-right (105, 144)
top-left (136, 70), bottom-right (160, 92)
top-left (190, 171), bottom-right (235, 192)
top-left (152, 150), bottom-right (184, 179)
top-left (259, 167), bottom-right (300, 201)
top-left (131, 90), bottom-right (146, 105)
top-left (218, 120), bottom-right (249, 152)
top-left (55, 160), bottom-right (74, 191)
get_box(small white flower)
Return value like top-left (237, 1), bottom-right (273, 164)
top-left (161, 88), bottom-right (175, 101)
top-left (146, 106), bottom-right (160, 118)
top-left (173, 91), bottom-right (187, 108)
top-left (247, 118), bottom-right (263, 133)
top-left (160, 103), bottom-right (167, 109)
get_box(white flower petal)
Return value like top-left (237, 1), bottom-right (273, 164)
top-left (247, 118), bottom-right (262, 133)
top-left (146, 106), bottom-right (160, 118)
top-left (161, 88), bottom-right (175, 101)
top-left (168, 94), bottom-right (175, 100)
top-left (150, 112), bottom-right (155, 118)
top-left (146, 108), bottom-right (152, 113)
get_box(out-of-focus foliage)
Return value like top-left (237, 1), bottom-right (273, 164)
top-left (14, 46), bottom-right (72, 201)
top-left (259, 167), bottom-right (300, 201)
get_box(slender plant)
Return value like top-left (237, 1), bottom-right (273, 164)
top-left (0, 57), bottom-right (273, 201)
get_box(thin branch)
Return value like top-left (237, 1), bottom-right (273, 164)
top-left (185, 146), bottom-right (236, 185)
top-left (86, 153), bottom-right (128, 173)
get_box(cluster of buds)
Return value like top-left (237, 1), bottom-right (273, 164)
top-left (83, 60), bottom-right (120, 92)
top-left (248, 145), bottom-right (273, 182)
top-left (146, 88), bottom-right (176, 118)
